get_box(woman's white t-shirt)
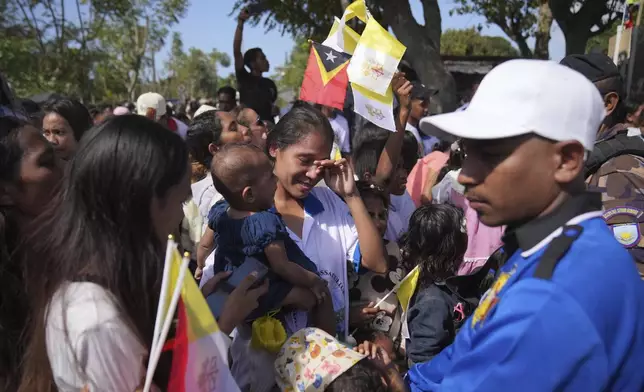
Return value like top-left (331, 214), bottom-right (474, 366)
top-left (46, 282), bottom-right (151, 392)
top-left (282, 187), bottom-right (359, 338)
top-left (200, 187), bottom-right (359, 339)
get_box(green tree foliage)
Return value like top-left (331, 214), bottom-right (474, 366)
top-left (441, 28), bottom-right (520, 57)
top-left (0, 0), bottom-right (189, 102)
top-left (586, 22), bottom-right (619, 54)
top-left (272, 37), bottom-right (310, 106)
top-left (160, 32), bottom-right (232, 99)
top-left (452, 0), bottom-right (538, 57)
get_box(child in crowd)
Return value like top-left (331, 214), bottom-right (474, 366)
top-left (275, 328), bottom-right (407, 392)
top-left (432, 142), bottom-right (504, 275)
top-left (199, 143), bottom-right (335, 334)
top-left (400, 204), bottom-right (469, 365)
top-left (347, 183), bottom-right (407, 363)
top-left (351, 74), bottom-right (415, 242)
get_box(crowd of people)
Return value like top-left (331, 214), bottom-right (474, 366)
top-left (1, 11), bottom-right (644, 391)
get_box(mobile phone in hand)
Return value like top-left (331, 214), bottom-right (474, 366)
top-left (205, 256), bottom-right (268, 318)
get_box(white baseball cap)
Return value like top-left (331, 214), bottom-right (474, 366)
top-left (136, 92), bottom-right (166, 120)
top-left (420, 59), bottom-right (606, 151)
top-left (193, 104), bottom-right (217, 119)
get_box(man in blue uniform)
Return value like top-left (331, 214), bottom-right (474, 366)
top-left (413, 59), bottom-right (644, 391)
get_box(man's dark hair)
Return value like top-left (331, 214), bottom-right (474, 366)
top-left (325, 359), bottom-right (387, 392)
top-left (186, 110), bottom-right (223, 166)
top-left (402, 131), bottom-right (420, 173)
top-left (352, 123), bottom-right (389, 180)
top-left (243, 48), bottom-right (263, 68)
top-left (217, 86), bottom-right (237, 97)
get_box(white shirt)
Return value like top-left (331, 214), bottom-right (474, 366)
top-left (386, 191), bottom-right (417, 242)
top-left (200, 187), bottom-right (358, 338)
top-left (46, 282), bottom-right (151, 392)
top-left (329, 114), bottom-right (351, 153)
top-left (191, 174), bottom-right (224, 232)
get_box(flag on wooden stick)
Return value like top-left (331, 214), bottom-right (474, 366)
top-left (165, 248), bottom-right (239, 392)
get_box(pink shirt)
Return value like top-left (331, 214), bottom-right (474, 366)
top-left (406, 151), bottom-right (450, 207)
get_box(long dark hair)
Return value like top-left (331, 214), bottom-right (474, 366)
top-left (42, 98), bottom-right (93, 141)
top-left (0, 116), bottom-right (31, 391)
top-left (400, 204), bottom-right (468, 286)
top-left (19, 115), bottom-right (189, 391)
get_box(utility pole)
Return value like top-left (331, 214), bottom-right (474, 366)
top-left (626, 0), bottom-right (644, 98)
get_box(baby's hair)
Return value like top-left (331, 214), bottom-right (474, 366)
top-left (400, 204), bottom-right (467, 287)
top-left (325, 359), bottom-right (388, 392)
top-left (211, 143), bottom-right (269, 209)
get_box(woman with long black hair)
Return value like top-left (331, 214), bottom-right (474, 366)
top-left (19, 115), bottom-right (263, 391)
top-left (0, 116), bottom-right (62, 390)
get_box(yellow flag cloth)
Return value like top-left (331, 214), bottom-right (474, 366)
top-left (323, 16), bottom-right (361, 55)
top-left (396, 266), bottom-right (420, 313)
top-left (347, 17), bottom-right (406, 96)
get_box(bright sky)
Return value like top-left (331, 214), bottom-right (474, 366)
top-left (158, 0), bottom-right (567, 80)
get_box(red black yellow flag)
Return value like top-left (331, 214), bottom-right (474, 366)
top-left (299, 42), bottom-right (351, 110)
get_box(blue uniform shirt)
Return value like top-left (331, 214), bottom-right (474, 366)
top-left (408, 193), bottom-right (644, 391)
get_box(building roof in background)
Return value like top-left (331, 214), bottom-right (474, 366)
top-left (441, 55), bottom-right (518, 75)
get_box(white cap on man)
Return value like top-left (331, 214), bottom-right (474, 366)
top-left (420, 59), bottom-right (606, 151)
top-left (136, 92), bottom-right (166, 120)
top-left (193, 104), bottom-right (217, 119)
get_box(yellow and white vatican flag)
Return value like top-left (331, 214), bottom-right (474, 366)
top-left (352, 82), bottom-right (396, 132)
top-left (322, 16), bottom-right (361, 55)
top-left (322, 1), bottom-right (368, 55)
top-left (347, 18), bottom-right (406, 96)
top-left (343, 0), bottom-right (369, 23)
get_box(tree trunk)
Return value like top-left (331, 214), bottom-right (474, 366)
top-left (380, 0), bottom-right (457, 113)
top-left (564, 30), bottom-right (590, 55)
top-left (534, 0), bottom-right (553, 59)
top-left (515, 38), bottom-right (534, 58)
top-left (550, 0), bottom-right (616, 56)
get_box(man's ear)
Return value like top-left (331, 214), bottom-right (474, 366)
top-left (604, 92), bottom-right (620, 117)
top-left (553, 141), bottom-right (586, 184)
top-left (241, 186), bottom-right (254, 204)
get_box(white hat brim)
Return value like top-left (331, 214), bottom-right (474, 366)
top-left (420, 111), bottom-right (529, 142)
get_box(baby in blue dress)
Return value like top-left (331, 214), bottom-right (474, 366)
top-left (200, 143), bottom-right (335, 334)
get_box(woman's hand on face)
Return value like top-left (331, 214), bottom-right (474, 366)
top-left (218, 271), bottom-right (269, 335)
top-left (315, 158), bottom-right (358, 199)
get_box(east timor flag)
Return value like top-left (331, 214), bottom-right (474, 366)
top-left (300, 42), bottom-right (351, 110)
